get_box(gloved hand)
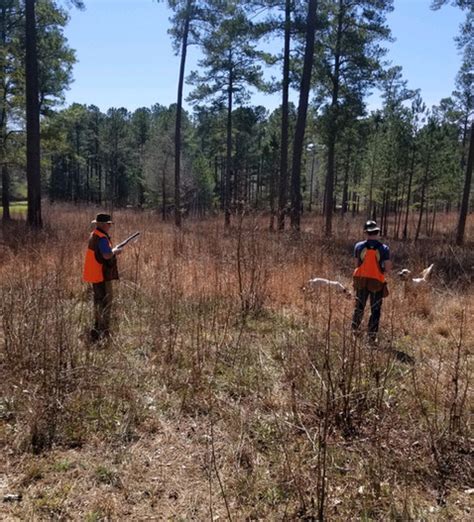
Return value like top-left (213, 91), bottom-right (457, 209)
top-left (112, 246), bottom-right (123, 255)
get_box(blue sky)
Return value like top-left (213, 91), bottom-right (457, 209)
top-left (62, 0), bottom-right (465, 114)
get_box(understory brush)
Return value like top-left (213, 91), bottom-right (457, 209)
top-left (0, 207), bottom-right (472, 520)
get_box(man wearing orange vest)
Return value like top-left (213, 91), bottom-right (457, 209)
top-left (83, 213), bottom-right (122, 341)
top-left (352, 220), bottom-right (392, 343)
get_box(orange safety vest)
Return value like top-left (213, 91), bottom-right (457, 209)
top-left (83, 229), bottom-right (118, 283)
top-left (353, 244), bottom-right (385, 290)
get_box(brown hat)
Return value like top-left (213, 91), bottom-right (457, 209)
top-left (92, 213), bottom-right (113, 224)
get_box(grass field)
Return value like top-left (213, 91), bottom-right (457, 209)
top-left (0, 205), bottom-right (472, 520)
top-left (6, 201), bottom-right (28, 217)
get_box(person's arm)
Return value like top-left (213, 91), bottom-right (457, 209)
top-left (353, 242), bottom-right (361, 268)
top-left (383, 244), bottom-right (392, 274)
top-left (98, 237), bottom-right (118, 260)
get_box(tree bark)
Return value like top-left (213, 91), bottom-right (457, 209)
top-left (2, 164), bottom-right (10, 220)
top-left (225, 51), bottom-right (233, 228)
top-left (324, 0), bottom-right (344, 237)
top-left (174, 0), bottom-right (192, 228)
top-left (162, 156), bottom-right (168, 221)
top-left (1, 2), bottom-right (11, 221)
top-left (415, 140), bottom-right (432, 242)
top-left (341, 143), bottom-right (350, 214)
top-left (277, 0), bottom-right (291, 230)
top-left (290, 0), bottom-right (318, 231)
top-left (25, 0), bottom-right (42, 227)
top-left (402, 144), bottom-right (416, 240)
top-left (456, 121), bottom-right (473, 245)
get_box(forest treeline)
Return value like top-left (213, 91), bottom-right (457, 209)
top-left (1, 0), bottom-right (472, 241)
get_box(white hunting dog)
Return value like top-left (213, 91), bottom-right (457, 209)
top-left (303, 277), bottom-right (352, 298)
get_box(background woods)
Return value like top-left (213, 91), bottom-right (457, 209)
top-left (0, 0), bottom-right (472, 241)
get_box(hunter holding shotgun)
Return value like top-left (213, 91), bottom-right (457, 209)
top-left (83, 213), bottom-right (139, 342)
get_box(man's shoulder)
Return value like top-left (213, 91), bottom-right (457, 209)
top-left (354, 240), bottom-right (367, 250)
top-left (368, 239), bottom-right (389, 248)
top-left (375, 240), bottom-right (390, 259)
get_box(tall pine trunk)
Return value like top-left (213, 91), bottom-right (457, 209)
top-left (341, 143), bottom-right (350, 214)
top-left (403, 144), bottom-right (416, 239)
top-left (415, 143), bottom-right (432, 242)
top-left (224, 51), bottom-right (233, 228)
top-left (324, 0), bottom-right (344, 237)
top-left (269, 163), bottom-right (276, 230)
top-left (277, 0), bottom-right (291, 230)
top-left (2, 164), bottom-right (10, 220)
top-left (174, 0), bottom-right (192, 228)
top-left (25, 0), bottom-right (42, 227)
top-left (1, 2), bottom-right (11, 221)
top-left (456, 121), bottom-right (473, 245)
top-left (162, 156), bottom-right (168, 221)
top-left (290, 0), bottom-right (318, 231)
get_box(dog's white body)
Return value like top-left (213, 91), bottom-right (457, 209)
top-left (398, 263), bottom-right (434, 285)
top-left (304, 277), bottom-right (350, 296)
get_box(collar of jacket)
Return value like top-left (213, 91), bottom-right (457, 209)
top-left (94, 227), bottom-right (111, 241)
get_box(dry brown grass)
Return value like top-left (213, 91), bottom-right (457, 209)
top-left (0, 205), bottom-right (472, 520)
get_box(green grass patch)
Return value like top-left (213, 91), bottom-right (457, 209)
top-left (8, 201), bottom-right (28, 216)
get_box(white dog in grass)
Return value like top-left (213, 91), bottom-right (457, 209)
top-left (303, 277), bottom-right (351, 298)
top-left (398, 263), bottom-right (434, 284)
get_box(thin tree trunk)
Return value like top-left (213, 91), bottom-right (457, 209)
top-left (368, 125), bottom-right (378, 218)
top-left (341, 143), bottom-right (350, 214)
top-left (278, 0), bottom-right (291, 230)
top-left (460, 113), bottom-right (469, 171)
top-left (351, 192), bottom-right (358, 217)
top-left (430, 198), bottom-right (437, 237)
top-left (162, 158), bottom-right (168, 222)
top-left (308, 152), bottom-right (315, 211)
top-left (1, 2), bottom-right (11, 221)
top-left (456, 121), bottom-right (473, 245)
top-left (174, 0), bottom-right (192, 228)
top-left (220, 157), bottom-right (225, 210)
top-left (403, 145), bottom-right (416, 240)
top-left (290, 0), bottom-right (318, 231)
top-left (225, 52), bottom-right (233, 228)
top-left (424, 191), bottom-right (431, 236)
top-left (25, 0), bottom-right (42, 227)
top-left (380, 190), bottom-right (386, 235)
top-left (258, 160), bottom-right (263, 208)
top-left (213, 156), bottom-right (220, 210)
top-left (98, 163), bottom-right (102, 204)
top-left (383, 192), bottom-right (389, 236)
top-left (269, 161), bottom-right (275, 231)
top-left (415, 143), bottom-right (432, 242)
top-left (392, 178), bottom-right (399, 238)
top-left (2, 164), bottom-right (10, 220)
top-left (324, 0), bottom-right (344, 237)
top-left (395, 177), bottom-right (406, 239)
top-left (86, 157), bottom-right (90, 202)
top-left (322, 173), bottom-right (327, 216)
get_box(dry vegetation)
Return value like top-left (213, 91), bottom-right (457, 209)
top-left (0, 205), bottom-right (472, 521)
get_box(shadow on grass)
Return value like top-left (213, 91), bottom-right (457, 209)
top-left (386, 347), bottom-right (416, 365)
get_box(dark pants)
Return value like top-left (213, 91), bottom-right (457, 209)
top-left (92, 281), bottom-right (113, 339)
top-left (352, 287), bottom-right (384, 339)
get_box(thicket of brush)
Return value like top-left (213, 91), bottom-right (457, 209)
top-left (0, 205), bottom-right (472, 520)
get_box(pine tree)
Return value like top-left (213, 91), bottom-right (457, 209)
top-left (314, 0), bottom-right (393, 236)
top-left (188, 1), bottom-right (264, 226)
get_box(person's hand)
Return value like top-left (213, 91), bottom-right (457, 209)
top-left (112, 247), bottom-right (123, 255)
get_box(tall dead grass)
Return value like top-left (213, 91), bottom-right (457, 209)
top-left (0, 205), bottom-right (472, 520)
